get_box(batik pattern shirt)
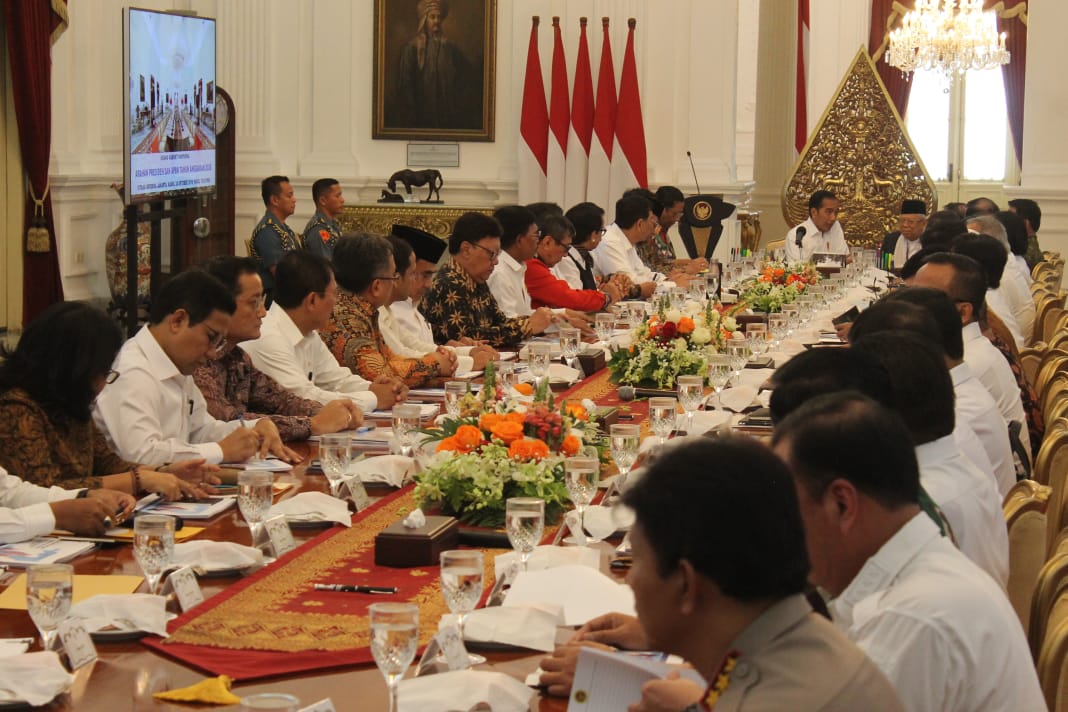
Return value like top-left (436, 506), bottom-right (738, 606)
top-left (421, 261), bottom-right (531, 346)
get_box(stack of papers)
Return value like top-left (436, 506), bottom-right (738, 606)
top-left (142, 498), bottom-right (235, 520)
top-left (367, 403), bottom-right (440, 419)
top-left (219, 456), bottom-right (293, 472)
top-left (0, 538), bottom-right (96, 566)
top-left (502, 565), bottom-right (635, 626)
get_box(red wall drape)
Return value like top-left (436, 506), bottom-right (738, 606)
top-left (991, 0), bottom-right (1027, 167)
top-left (869, 0), bottom-right (916, 118)
top-left (5, 0), bottom-right (67, 325)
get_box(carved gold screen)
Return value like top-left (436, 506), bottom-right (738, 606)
top-left (337, 204), bottom-right (494, 241)
top-left (782, 47), bottom-right (937, 249)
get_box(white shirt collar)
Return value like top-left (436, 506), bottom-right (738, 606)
top-left (266, 302), bottom-right (309, 347)
top-left (949, 362), bottom-right (973, 387)
top-left (133, 325), bottom-right (181, 382)
top-left (961, 321), bottom-right (984, 344)
top-left (498, 250), bottom-right (526, 274)
top-left (914, 434), bottom-right (959, 468)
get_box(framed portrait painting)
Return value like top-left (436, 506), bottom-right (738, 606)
top-left (373, 0), bottom-right (497, 142)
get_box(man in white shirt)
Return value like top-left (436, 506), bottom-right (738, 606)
top-left (773, 393), bottom-right (1043, 712)
top-left (241, 250), bottom-right (405, 412)
top-left (591, 193), bottom-right (660, 298)
top-left (965, 215), bottom-right (1035, 343)
top-left (911, 253), bottom-right (1031, 459)
top-left (0, 466), bottom-right (134, 544)
top-left (95, 270), bottom-right (293, 467)
top-left (783, 190), bottom-right (850, 263)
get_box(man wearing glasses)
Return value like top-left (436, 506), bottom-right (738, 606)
top-left (422, 212), bottom-right (553, 346)
top-left (94, 270), bottom-right (295, 466)
top-left (319, 235), bottom-right (457, 388)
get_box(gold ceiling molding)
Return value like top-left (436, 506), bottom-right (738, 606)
top-left (782, 47), bottom-right (938, 249)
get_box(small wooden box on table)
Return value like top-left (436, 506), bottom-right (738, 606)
top-left (374, 515), bottom-right (460, 567)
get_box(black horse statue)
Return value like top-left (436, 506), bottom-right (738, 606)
top-left (386, 169), bottom-right (443, 203)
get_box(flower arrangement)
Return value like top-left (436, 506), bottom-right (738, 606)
top-left (736, 261), bottom-right (819, 313)
top-left (413, 365), bottom-right (599, 527)
top-left (607, 298), bottom-right (740, 389)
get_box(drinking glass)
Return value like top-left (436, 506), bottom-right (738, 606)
top-left (688, 279), bottom-right (706, 303)
top-left (133, 514), bottom-right (175, 596)
top-left (705, 273), bottom-right (720, 301)
top-left (767, 313), bottom-right (788, 350)
top-left (648, 397), bottom-right (677, 445)
top-left (726, 341), bottom-right (750, 377)
top-left (527, 343), bottom-right (552, 390)
top-left (238, 470), bottom-right (274, 541)
top-left (443, 381), bottom-right (467, 418)
top-left (494, 361), bottom-right (517, 393)
top-left (439, 550), bottom-right (486, 664)
top-left (609, 423), bottom-right (641, 483)
top-left (369, 602), bottom-right (419, 712)
top-left (781, 304), bottom-right (801, 336)
top-left (705, 354), bottom-right (733, 411)
top-left (564, 456), bottom-right (600, 543)
top-left (505, 497), bottom-right (545, 572)
top-left (676, 375), bottom-right (705, 434)
top-left (26, 563), bottom-right (72, 651)
top-left (594, 313), bottom-right (614, 343)
top-left (559, 328), bottom-right (581, 369)
top-left (746, 323), bottom-right (768, 357)
top-left (318, 434), bottom-right (351, 497)
top-left (392, 403), bottom-right (422, 457)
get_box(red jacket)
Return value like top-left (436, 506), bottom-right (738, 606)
top-left (525, 258), bottom-right (607, 311)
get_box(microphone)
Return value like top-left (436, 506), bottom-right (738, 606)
top-left (795, 225), bottom-right (807, 250)
top-left (686, 151), bottom-right (702, 194)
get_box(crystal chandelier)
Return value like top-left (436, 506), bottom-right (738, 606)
top-left (886, 0), bottom-right (1010, 80)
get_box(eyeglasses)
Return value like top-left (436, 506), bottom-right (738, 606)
top-left (104, 370), bottom-right (120, 384)
top-left (470, 242), bottom-right (501, 260)
top-left (246, 294), bottom-right (266, 310)
top-left (374, 273), bottom-right (403, 282)
top-left (597, 227), bottom-right (607, 236)
top-left (203, 326), bottom-right (227, 352)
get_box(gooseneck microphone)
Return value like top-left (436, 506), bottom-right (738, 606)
top-left (686, 151), bottom-right (702, 194)
top-left (795, 225), bottom-right (807, 250)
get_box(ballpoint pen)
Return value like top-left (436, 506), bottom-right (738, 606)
top-left (314, 583), bottom-right (397, 594)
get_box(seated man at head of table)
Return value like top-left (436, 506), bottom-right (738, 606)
top-left (94, 270), bottom-right (295, 467)
top-left (591, 192), bottom-right (664, 299)
top-left (0, 465), bottom-right (134, 544)
top-left (379, 232), bottom-right (497, 375)
top-left (539, 437), bottom-right (903, 711)
top-left (241, 251), bottom-right (406, 413)
top-left (525, 215), bottom-right (622, 312)
top-left (783, 189), bottom-right (849, 263)
top-left (194, 255), bottom-right (363, 441)
top-left (319, 234), bottom-right (456, 388)
top-left (772, 392), bottom-right (1043, 712)
top-left (421, 212), bottom-right (553, 347)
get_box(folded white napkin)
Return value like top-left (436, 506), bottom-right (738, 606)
top-left (172, 541), bottom-right (265, 573)
top-left (440, 606), bottom-right (560, 652)
top-left (347, 454), bottom-right (416, 487)
top-left (503, 565), bottom-right (636, 626)
top-left (68, 593), bottom-right (169, 636)
top-left (493, 545), bottom-right (600, 580)
top-left (0, 651), bottom-right (73, 706)
top-left (399, 670), bottom-right (534, 712)
top-left (269, 492), bottom-right (351, 527)
top-left (718, 385), bottom-right (759, 413)
top-left (660, 409), bottom-right (730, 438)
top-left (519, 363), bottom-right (582, 385)
top-left (583, 504), bottom-right (629, 539)
top-left (0, 640), bottom-right (30, 658)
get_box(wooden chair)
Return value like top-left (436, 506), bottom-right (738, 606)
top-left (1036, 354), bottom-right (1068, 408)
top-left (1030, 554), bottom-right (1068, 659)
top-left (1023, 347), bottom-right (1046, 389)
top-left (244, 237), bottom-right (253, 257)
top-left (1044, 309), bottom-right (1068, 346)
top-left (765, 238), bottom-right (786, 252)
top-left (1036, 296), bottom-right (1061, 344)
top-left (1007, 495), bottom-right (1049, 631)
top-left (1037, 602), bottom-right (1068, 709)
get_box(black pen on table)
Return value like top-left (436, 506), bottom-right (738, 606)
top-left (313, 583), bottom-right (397, 594)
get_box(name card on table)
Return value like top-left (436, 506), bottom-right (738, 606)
top-left (298, 700), bottom-right (336, 712)
top-left (57, 619), bottom-right (97, 669)
top-left (262, 515), bottom-right (297, 557)
top-left (340, 475), bottom-right (372, 511)
top-left (166, 566), bottom-right (204, 612)
top-left (436, 624), bottom-right (472, 671)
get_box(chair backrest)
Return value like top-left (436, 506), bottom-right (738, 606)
top-left (1030, 554), bottom-right (1068, 659)
top-left (1036, 296), bottom-right (1060, 343)
top-left (1045, 309), bottom-right (1067, 345)
top-left (1050, 394), bottom-right (1068, 429)
top-left (765, 238), bottom-right (786, 252)
top-left (1008, 503), bottom-right (1050, 632)
top-left (1023, 347), bottom-right (1048, 389)
top-left (244, 237), bottom-right (253, 257)
top-left (1037, 610), bottom-right (1068, 710)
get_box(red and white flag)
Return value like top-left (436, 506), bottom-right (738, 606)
top-left (546, 17), bottom-right (569, 205)
top-left (518, 16), bottom-right (549, 203)
top-left (587, 18), bottom-right (616, 215)
top-left (795, 0), bottom-right (810, 154)
top-left (610, 18), bottom-right (648, 202)
top-left (564, 17), bottom-right (595, 209)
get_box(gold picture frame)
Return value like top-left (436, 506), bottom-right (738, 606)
top-left (373, 0), bottom-right (497, 142)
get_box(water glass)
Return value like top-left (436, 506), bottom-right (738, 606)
top-left (318, 434), bottom-right (351, 496)
top-left (443, 381), bottom-right (467, 418)
top-left (369, 602), bottom-right (419, 712)
top-left (609, 423), bottom-right (641, 482)
top-left (706, 354), bottom-right (733, 411)
top-left (594, 313), bottom-right (614, 343)
top-left (781, 304), bottom-right (801, 336)
top-left (559, 328), bottom-right (581, 368)
top-left (505, 497), bottom-right (545, 572)
top-left (726, 341), bottom-right (750, 376)
top-left (494, 361), bottom-right (517, 393)
top-left (705, 273), bottom-right (720, 301)
top-left (439, 550), bottom-right (486, 664)
top-left (648, 397), bottom-right (678, 444)
top-left (564, 456), bottom-right (600, 542)
top-left (688, 279), bottom-right (706, 303)
top-left (676, 375), bottom-right (705, 434)
top-left (391, 403), bottom-right (422, 457)
top-left (746, 323), bottom-right (768, 357)
top-left (26, 563), bottom-right (73, 651)
top-left (238, 470), bottom-right (274, 540)
top-left (528, 343), bottom-right (553, 389)
top-left (767, 313), bottom-right (788, 349)
top-left (133, 514), bottom-right (175, 596)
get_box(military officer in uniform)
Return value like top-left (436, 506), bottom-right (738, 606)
top-left (250, 175), bottom-right (302, 306)
top-left (303, 178), bottom-right (345, 260)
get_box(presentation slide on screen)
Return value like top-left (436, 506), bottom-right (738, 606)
top-left (127, 9), bottom-right (215, 198)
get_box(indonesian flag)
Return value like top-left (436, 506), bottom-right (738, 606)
top-left (609, 18), bottom-right (648, 202)
top-left (586, 18), bottom-right (616, 216)
top-left (795, 0), bottom-right (810, 154)
top-left (564, 17), bottom-right (594, 209)
top-left (546, 17), bottom-right (569, 205)
top-left (518, 16), bottom-right (549, 203)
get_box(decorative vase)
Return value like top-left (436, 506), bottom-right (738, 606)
top-left (104, 184), bottom-right (152, 313)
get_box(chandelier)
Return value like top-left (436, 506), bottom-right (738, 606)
top-left (886, 0), bottom-right (1010, 80)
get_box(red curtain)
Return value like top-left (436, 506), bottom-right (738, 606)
top-left (869, 0), bottom-right (915, 118)
top-left (991, 0), bottom-right (1027, 167)
top-left (5, 0), bottom-right (67, 325)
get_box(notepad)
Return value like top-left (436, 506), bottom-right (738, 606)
top-left (0, 574), bottom-right (144, 610)
top-left (218, 457), bottom-right (294, 472)
top-left (142, 498), bottom-right (235, 520)
top-left (103, 526), bottom-right (205, 542)
top-left (568, 647), bottom-right (705, 712)
top-left (0, 538), bottom-right (96, 567)
top-left (367, 403), bottom-right (440, 419)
